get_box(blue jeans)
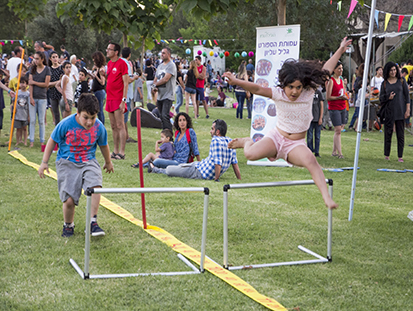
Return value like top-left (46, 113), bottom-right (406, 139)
top-left (175, 85), bottom-right (183, 113)
top-left (349, 107), bottom-right (360, 128)
top-left (153, 158), bottom-right (179, 168)
top-left (307, 122), bottom-right (321, 154)
top-left (94, 89), bottom-right (106, 125)
top-left (29, 99), bottom-right (47, 143)
top-left (235, 91), bottom-right (246, 119)
top-left (246, 95), bottom-right (253, 119)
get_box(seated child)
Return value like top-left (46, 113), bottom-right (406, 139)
top-left (74, 68), bottom-right (90, 107)
top-left (132, 129), bottom-right (174, 168)
top-left (38, 93), bottom-right (114, 237)
top-left (205, 83), bottom-right (212, 106)
top-left (211, 86), bottom-right (226, 107)
top-left (12, 76), bottom-right (30, 146)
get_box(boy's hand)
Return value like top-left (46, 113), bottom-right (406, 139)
top-left (38, 162), bottom-right (50, 178)
top-left (156, 140), bottom-right (162, 144)
top-left (103, 161), bottom-right (114, 174)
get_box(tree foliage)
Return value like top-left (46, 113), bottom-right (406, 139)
top-left (388, 34), bottom-right (413, 64)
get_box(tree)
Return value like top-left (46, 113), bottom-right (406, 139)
top-left (7, 0), bottom-right (47, 38)
top-left (388, 34), bottom-right (413, 64)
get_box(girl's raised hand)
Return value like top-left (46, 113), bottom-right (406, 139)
top-left (340, 37), bottom-right (352, 51)
top-left (222, 72), bottom-right (236, 85)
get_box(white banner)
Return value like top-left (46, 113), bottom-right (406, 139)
top-left (248, 25), bottom-right (301, 167)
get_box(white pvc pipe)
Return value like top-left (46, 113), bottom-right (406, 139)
top-left (223, 190), bottom-right (229, 269)
top-left (90, 187), bottom-right (206, 194)
top-left (84, 195), bottom-right (92, 277)
top-left (228, 259), bottom-right (328, 270)
top-left (327, 185), bottom-right (333, 260)
top-left (349, 0), bottom-right (377, 221)
top-left (200, 194), bottom-right (209, 273)
top-left (226, 179), bottom-right (328, 190)
top-left (69, 258), bottom-right (85, 279)
top-left (177, 254), bottom-right (200, 272)
top-left (297, 245), bottom-right (329, 261)
top-left (88, 271), bottom-right (201, 279)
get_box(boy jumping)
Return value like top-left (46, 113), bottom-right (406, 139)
top-left (38, 93), bottom-right (114, 237)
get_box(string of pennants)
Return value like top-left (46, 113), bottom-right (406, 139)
top-left (155, 38), bottom-right (237, 46)
top-left (0, 40), bottom-right (26, 47)
top-left (333, 0), bottom-right (413, 32)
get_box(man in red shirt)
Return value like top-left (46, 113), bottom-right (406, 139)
top-left (105, 43), bottom-right (129, 159)
top-left (195, 56), bottom-right (209, 119)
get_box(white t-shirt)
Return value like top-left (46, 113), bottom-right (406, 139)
top-left (69, 65), bottom-right (79, 84)
top-left (7, 57), bottom-right (23, 80)
top-left (370, 76), bottom-right (384, 90)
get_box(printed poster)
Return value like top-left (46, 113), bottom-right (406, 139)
top-left (248, 25), bottom-right (301, 167)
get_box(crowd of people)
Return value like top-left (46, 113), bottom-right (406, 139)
top-left (0, 38), bottom-right (412, 237)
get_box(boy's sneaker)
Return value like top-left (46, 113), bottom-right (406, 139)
top-left (62, 225), bottom-right (74, 237)
top-left (90, 222), bottom-right (105, 237)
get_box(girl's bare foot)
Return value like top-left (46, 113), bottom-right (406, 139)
top-left (228, 137), bottom-right (249, 149)
top-left (324, 196), bottom-right (338, 209)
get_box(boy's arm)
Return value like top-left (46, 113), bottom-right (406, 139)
top-left (99, 144), bottom-right (114, 173)
top-left (232, 163), bottom-right (242, 180)
top-left (38, 137), bottom-right (57, 178)
top-left (154, 140), bottom-right (162, 153)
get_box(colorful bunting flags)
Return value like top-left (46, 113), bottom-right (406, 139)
top-left (374, 10), bottom-right (379, 28)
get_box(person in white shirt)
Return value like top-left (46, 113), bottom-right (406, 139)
top-left (6, 46), bottom-right (23, 80)
top-left (371, 66), bottom-right (384, 90)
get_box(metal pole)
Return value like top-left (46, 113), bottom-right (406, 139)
top-left (327, 184), bottom-right (333, 261)
top-left (200, 192), bottom-right (209, 273)
top-left (223, 188), bottom-right (229, 269)
top-left (136, 109), bottom-right (147, 229)
top-left (84, 194), bottom-right (92, 278)
top-left (349, 0), bottom-right (377, 221)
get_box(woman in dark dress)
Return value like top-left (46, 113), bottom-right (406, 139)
top-left (379, 61), bottom-right (410, 162)
top-left (91, 51), bottom-right (106, 124)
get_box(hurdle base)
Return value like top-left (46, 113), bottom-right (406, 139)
top-left (69, 254), bottom-right (201, 280)
top-left (225, 245), bottom-right (329, 271)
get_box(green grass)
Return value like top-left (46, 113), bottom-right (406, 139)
top-left (1, 104), bottom-right (413, 311)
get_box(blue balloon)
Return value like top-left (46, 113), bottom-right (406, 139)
top-left (241, 51), bottom-right (247, 57)
top-left (185, 48), bottom-right (191, 55)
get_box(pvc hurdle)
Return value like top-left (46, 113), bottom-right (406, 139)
top-left (222, 179), bottom-right (333, 270)
top-left (70, 187), bottom-right (210, 279)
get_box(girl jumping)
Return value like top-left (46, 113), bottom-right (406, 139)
top-left (223, 37), bottom-right (352, 209)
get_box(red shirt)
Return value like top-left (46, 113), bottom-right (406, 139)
top-left (328, 77), bottom-right (346, 110)
top-left (106, 58), bottom-right (128, 101)
top-left (196, 65), bottom-right (205, 88)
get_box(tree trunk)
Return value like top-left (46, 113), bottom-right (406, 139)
top-left (123, 33), bottom-right (128, 47)
top-left (278, 0), bottom-right (286, 25)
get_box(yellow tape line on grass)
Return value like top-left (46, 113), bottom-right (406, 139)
top-left (9, 150), bottom-right (286, 311)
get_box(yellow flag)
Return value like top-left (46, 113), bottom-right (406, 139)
top-left (384, 13), bottom-right (391, 31)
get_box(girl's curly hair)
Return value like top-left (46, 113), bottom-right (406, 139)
top-left (278, 60), bottom-right (330, 90)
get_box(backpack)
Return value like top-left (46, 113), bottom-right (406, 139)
top-left (175, 129), bottom-right (194, 162)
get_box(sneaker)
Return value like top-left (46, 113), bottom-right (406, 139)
top-left (408, 210), bottom-right (413, 221)
top-left (398, 158), bottom-right (404, 163)
top-left (90, 222), bottom-right (105, 237)
top-left (206, 114), bottom-right (210, 119)
top-left (62, 225), bottom-right (74, 237)
top-left (315, 153), bottom-right (321, 158)
top-left (385, 156), bottom-right (390, 160)
top-left (126, 137), bottom-right (138, 143)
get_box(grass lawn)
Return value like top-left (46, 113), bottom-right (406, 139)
top-left (1, 101), bottom-right (413, 310)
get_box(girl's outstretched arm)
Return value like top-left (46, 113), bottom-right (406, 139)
top-left (322, 37), bottom-right (352, 75)
top-left (223, 72), bottom-right (272, 98)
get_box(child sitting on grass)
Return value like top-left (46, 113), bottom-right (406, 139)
top-left (131, 129), bottom-right (174, 168)
top-left (38, 93), bottom-right (114, 237)
top-left (223, 37), bottom-right (353, 210)
top-left (12, 76), bottom-right (30, 146)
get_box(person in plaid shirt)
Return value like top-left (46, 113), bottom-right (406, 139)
top-left (148, 119), bottom-right (241, 182)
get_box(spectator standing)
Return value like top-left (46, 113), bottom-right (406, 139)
top-left (194, 56), bottom-right (209, 119)
top-left (144, 59), bottom-right (156, 105)
top-left (69, 55), bottom-right (79, 95)
top-left (380, 61), bottom-right (410, 162)
top-left (152, 47), bottom-right (176, 130)
top-left (307, 88), bottom-right (324, 157)
top-left (91, 51), bottom-right (106, 124)
top-left (6, 46), bottom-right (23, 80)
top-left (34, 41), bottom-right (54, 62)
top-left (175, 61), bottom-right (185, 114)
top-left (235, 60), bottom-right (249, 119)
top-left (60, 45), bottom-right (70, 61)
top-left (105, 42), bottom-right (128, 160)
top-left (28, 51), bottom-right (51, 148)
top-left (48, 51), bottom-right (64, 125)
top-left (371, 66), bottom-right (384, 90)
top-left (246, 59), bottom-right (255, 73)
